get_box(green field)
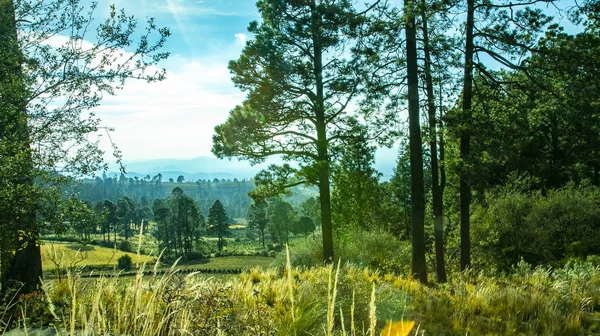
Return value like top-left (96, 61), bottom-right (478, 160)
top-left (41, 240), bottom-right (275, 275)
top-left (175, 256), bottom-right (275, 270)
top-left (41, 241), bottom-right (155, 271)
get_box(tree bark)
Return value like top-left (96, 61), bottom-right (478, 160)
top-left (460, 0), bottom-right (475, 271)
top-left (311, 0), bottom-right (334, 263)
top-left (405, 0), bottom-right (427, 283)
top-left (421, 5), bottom-right (447, 283)
top-left (0, 0), bottom-right (43, 295)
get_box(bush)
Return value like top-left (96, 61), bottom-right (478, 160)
top-left (472, 183), bottom-right (600, 270)
top-left (183, 251), bottom-right (205, 260)
top-left (117, 254), bottom-right (133, 271)
top-left (118, 240), bottom-right (134, 253)
top-left (276, 228), bottom-right (411, 274)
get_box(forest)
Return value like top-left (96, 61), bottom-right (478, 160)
top-left (1, 0), bottom-right (600, 334)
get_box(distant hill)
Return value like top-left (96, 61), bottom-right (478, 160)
top-left (106, 148), bottom-right (399, 182)
top-left (106, 170), bottom-right (237, 182)
top-left (105, 156), bottom-right (274, 181)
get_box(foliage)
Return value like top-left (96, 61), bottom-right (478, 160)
top-left (247, 199), bottom-right (269, 248)
top-left (267, 198), bottom-right (296, 245)
top-left (0, 0), bottom-right (170, 292)
top-left (208, 200), bottom-right (229, 251)
top-left (472, 183), bottom-right (600, 271)
top-left (117, 254), bottom-right (133, 271)
top-left (300, 197), bottom-right (321, 229)
top-left (291, 216), bottom-right (316, 238)
top-left (151, 188), bottom-right (204, 259)
top-left (278, 228), bottom-right (411, 275)
top-left (211, 0), bottom-right (395, 262)
top-left (118, 240), bottom-right (134, 253)
top-left (331, 130), bottom-right (383, 232)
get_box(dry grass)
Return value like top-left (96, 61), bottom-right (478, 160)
top-left (10, 251), bottom-right (600, 335)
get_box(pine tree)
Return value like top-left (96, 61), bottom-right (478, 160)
top-left (208, 200), bottom-right (229, 251)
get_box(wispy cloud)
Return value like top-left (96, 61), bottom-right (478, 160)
top-left (157, 0), bottom-right (252, 17)
top-left (93, 34), bottom-right (248, 162)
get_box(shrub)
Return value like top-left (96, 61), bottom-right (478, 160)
top-left (117, 254), bottom-right (133, 271)
top-left (118, 240), bottom-right (134, 253)
top-left (183, 251), bottom-right (204, 260)
top-left (472, 183), bottom-right (600, 270)
top-left (276, 228), bottom-right (411, 274)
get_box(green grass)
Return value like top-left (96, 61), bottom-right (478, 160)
top-left (41, 241), bottom-right (155, 271)
top-left (176, 255), bottom-right (275, 270)
top-left (41, 240), bottom-right (274, 276)
top-left (8, 254), bottom-right (600, 335)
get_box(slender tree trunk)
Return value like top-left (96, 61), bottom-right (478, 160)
top-left (460, 0), bottom-right (475, 271)
top-left (261, 229), bottom-right (265, 248)
top-left (0, 0), bottom-right (42, 295)
top-left (311, 0), bottom-right (334, 263)
top-left (421, 5), bottom-right (447, 283)
top-left (405, 0), bottom-right (427, 283)
top-left (356, 146), bottom-right (365, 229)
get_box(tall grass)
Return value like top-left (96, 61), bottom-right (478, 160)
top-left (6, 257), bottom-right (600, 335)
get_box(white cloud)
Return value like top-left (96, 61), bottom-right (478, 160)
top-left (235, 33), bottom-right (247, 45)
top-left (95, 65), bottom-right (244, 162)
top-left (93, 38), bottom-right (247, 163)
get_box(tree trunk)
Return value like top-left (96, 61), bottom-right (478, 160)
top-left (356, 146), bottom-right (365, 229)
top-left (421, 5), bottom-right (447, 283)
top-left (460, 0), bottom-right (475, 271)
top-left (0, 0), bottom-right (43, 295)
top-left (405, 0), bottom-right (427, 283)
top-left (318, 168), bottom-right (334, 262)
top-left (311, 0), bottom-right (334, 263)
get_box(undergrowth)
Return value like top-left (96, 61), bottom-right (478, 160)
top-left (3, 257), bottom-right (600, 335)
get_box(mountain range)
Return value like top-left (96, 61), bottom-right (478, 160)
top-left (106, 147), bottom-right (399, 181)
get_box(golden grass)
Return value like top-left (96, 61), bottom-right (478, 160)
top-left (41, 242), bottom-right (154, 271)
top-left (11, 247), bottom-right (599, 335)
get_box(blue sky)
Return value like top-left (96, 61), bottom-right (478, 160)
top-left (94, 0), bottom-right (260, 163)
top-left (90, 0), bottom-right (581, 175)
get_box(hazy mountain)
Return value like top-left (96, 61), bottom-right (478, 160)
top-left (107, 148), bottom-right (399, 181)
top-left (105, 156), bottom-right (272, 181)
top-left (105, 170), bottom-right (238, 182)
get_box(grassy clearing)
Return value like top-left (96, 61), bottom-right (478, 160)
top-left (7, 251), bottom-right (600, 335)
top-left (41, 240), bottom-right (274, 278)
top-left (41, 242), bottom-right (155, 271)
top-left (176, 256), bottom-right (275, 271)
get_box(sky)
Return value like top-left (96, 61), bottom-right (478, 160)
top-left (93, 0), bottom-right (261, 162)
top-left (82, 0), bottom-right (580, 170)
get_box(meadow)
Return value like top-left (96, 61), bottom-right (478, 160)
top-left (40, 240), bottom-right (276, 279)
top-left (41, 242), bottom-right (155, 272)
top-left (5, 251), bottom-right (600, 336)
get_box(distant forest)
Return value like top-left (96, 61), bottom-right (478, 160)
top-left (70, 174), bottom-right (312, 219)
